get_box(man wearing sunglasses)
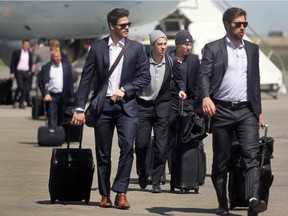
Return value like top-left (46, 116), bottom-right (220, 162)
top-left (71, 8), bottom-right (150, 209)
top-left (199, 7), bottom-right (266, 216)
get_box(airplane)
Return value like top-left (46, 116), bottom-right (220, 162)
top-left (0, 0), bottom-right (181, 65)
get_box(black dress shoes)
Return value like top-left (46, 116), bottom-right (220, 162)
top-left (216, 206), bottom-right (229, 215)
top-left (247, 199), bottom-right (267, 216)
top-left (152, 185), bottom-right (161, 193)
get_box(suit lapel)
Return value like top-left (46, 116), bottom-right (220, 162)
top-left (220, 37), bottom-right (228, 71)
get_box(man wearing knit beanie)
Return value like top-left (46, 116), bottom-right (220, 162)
top-left (149, 30), bottom-right (168, 46)
top-left (167, 29), bottom-right (204, 191)
top-left (135, 29), bottom-right (173, 193)
top-left (175, 29), bottom-right (193, 45)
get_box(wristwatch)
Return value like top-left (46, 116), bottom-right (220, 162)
top-left (120, 87), bottom-right (126, 93)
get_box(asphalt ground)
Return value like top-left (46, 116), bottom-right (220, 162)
top-left (0, 64), bottom-right (287, 216)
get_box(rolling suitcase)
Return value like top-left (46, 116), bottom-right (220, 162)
top-left (169, 100), bottom-right (207, 193)
top-left (37, 101), bottom-right (65, 146)
top-left (48, 124), bottom-right (95, 203)
top-left (170, 140), bottom-right (206, 193)
top-left (0, 78), bottom-right (13, 105)
top-left (228, 124), bottom-right (274, 210)
top-left (146, 136), bottom-right (166, 185)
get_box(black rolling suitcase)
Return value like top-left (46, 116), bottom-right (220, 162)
top-left (48, 124), bottom-right (95, 203)
top-left (170, 141), bottom-right (206, 193)
top-left (146, 136), bottom-right (166, 185)
top-left (37, 101), bottom-right (65, 146)
top-left (170, 100), bottom-right (207, 193)
top-left (32, 96), bottom-right (44, 120)
top-left (0, 78), bottom-right (13, 105)
top-left (228, 124), bottom-right (274, 210)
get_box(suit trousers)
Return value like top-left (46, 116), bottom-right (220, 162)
top-left (135, 102), bottom-right (169, 186)
top-left (14, 70), bottom-right (31, 105)
top-left (211, 101), bottom-right (260, 210)
top-left (45, 93), bottom-right (65, 128)
top-left (94, 98), bottom-right (137, 196)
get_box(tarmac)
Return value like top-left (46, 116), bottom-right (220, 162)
top-left (0, 64), bottom-right (288, 216)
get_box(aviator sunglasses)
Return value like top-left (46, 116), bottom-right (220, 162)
top-left (116, 22), bottom-right (132, 29)
top-left (231, 21), bottom-right (248, 28)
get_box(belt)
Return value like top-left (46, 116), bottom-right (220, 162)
top-left (214, 99), bottom-right (250, 108)
top-left (137, 98), bottom-right (155, 105)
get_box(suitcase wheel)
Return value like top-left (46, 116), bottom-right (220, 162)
top-left (85, 196), bottom-right (90, 204)
top-left (194, 188), bottom-right (199, 194)
top-left (179, 189), bottom-right (185, 194)
top-left (170, 186), bottom-right (175, 193)
top-left (50, 195), bottom-right (56, 204)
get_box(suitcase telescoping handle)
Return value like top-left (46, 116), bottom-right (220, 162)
top-left (260, 124), bottom-right (268, 169)
top-left (66, 123), bottom-right (84, 151)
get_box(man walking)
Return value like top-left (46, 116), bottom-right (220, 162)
top-left (71, 8), bottom-right (150, 209)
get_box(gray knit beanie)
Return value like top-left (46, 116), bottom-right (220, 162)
top-left (175, 30), bottom-right (193, 45)
top-left (149, 30), bottom-right (167, 46)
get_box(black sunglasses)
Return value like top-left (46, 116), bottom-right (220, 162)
top-left (116, 22), bottom-right (132, 29)
top-left (231, 22), bottom-right (248, 28)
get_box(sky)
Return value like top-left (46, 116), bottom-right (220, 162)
top-left (223, 0), bottom-right (288, 35)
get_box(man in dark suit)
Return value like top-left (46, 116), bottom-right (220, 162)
top-left (37, 48), bottom-right (74, 128)
top-left (198, 7), bottom-right (266, 216)
top-left (167, 30), bottom-right (201, 173)
top-left (71, 8), bottom-right (150, 209)
top-left (135, 30), bottom-right (173, 193)
top-left (10, 39), bottom-right (33, 108)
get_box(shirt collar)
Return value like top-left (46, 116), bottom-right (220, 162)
top-left (52, 62), bottom-right (62, 68)
top-left (108, 36), bottom-right (125, 47)
top-left (226, 36), bottom-right (245, 49)
top-left (149, 52), bottom-right (166, 65)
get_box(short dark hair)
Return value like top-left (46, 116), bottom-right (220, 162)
top-left (222, 7), bottom-right (247, 28)
top-left (22, 39), bottom-right (30, 44)
top-left (107, 8), bottom-right (130, 29)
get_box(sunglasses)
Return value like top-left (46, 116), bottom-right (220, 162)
top-left (116, 22), bottom-right (132, 29)
top-left (231, 22), bottom-right (248, 28)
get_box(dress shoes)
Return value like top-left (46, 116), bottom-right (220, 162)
top-left (100, 196), bottom-right (112, 208)
top-left (247, 199), bottom-right (267, 216)
top-left (152, 184), bottom-right (161, 193)
top-left (216, 206), bottom-right (229, 215)
top-left (138, 173), bottom-right (148, 189)
top-left (114, 193), bottom-right (130, 209)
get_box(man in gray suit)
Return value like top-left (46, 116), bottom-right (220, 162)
top-left (198, 7), bottom-right (266, 216)
top-left (71, 8), bottom-right (150, 209)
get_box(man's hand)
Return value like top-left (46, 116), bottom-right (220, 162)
top-left (44, 94), bottom-right (52, 102)
top-left (259, 114), bottom-right (265, 129)
top-left (178, 91), bottom-right (187, 100)
top-left (111, 89), bottom-right (125, 103)
top-left (71, 111), bottom-right (85, 125)
top-left (202, 97), bottom-right (216, 117)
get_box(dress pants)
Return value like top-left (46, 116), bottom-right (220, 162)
top-left (211, 101), bottom-right (260, 210)
top-left (14, 70), bottom-right (31, 105)
top-left (135, 102), bottom-right (169, 186)
top-left (94, 98), bottom-right (137, 196)
top-left (45, 93), bottom-right (64, 128)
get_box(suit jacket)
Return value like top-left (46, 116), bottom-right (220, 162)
top-left (173, 53), bottom-right (200, 100)
top-left (74, 37), bottom-right (150, 118)
top-left (10, 49), bottom-right (33, 74)
top-left (37, 61), bottom-right (74, 104)
top-left (198, 37), bottom-right (262, 119)
top-left (141, 53), bottom-right (173, 118)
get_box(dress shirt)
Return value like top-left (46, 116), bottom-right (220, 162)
top-left (47, 62), bottom-right (63, 93)
top-left (106, 37), bottom-right (125, 97)
top-left (17, 49), bottom-right (29, 71)
top-left (138, 54), bottom-right (166, 101)
top-left (213, 37), bottom-right (248, 102)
